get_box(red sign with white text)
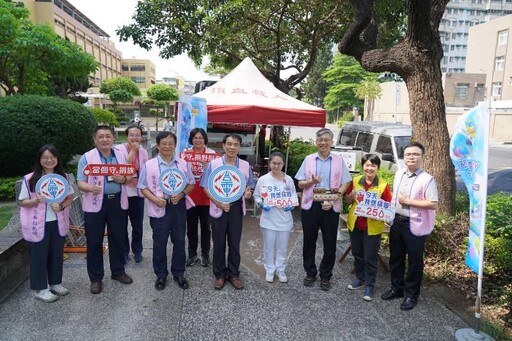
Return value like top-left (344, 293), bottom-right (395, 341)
top-left (83, 164), bottom-right (136, 177)
top-left (180, 152), bottom-right (221, 178)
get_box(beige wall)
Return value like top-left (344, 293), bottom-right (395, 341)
top-left (121, 59), bottom-right (157, 90)
top-left (466, 14), bottom-right (512, 101)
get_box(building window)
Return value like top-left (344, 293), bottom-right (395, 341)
top-left (131, 76), bottom-right (146, 84)
top-left (122, 64), bottom-right (129, 71)
top-left (498, 30), bottom-right (509, 45)
top-left (455, 85), bottom-right (469, 99)
top-left (495, 56), bottom-right (505, 71)
top-left (130, 65), bottom-right (146, 72)
top-left (492, 82), bottom-right (502, 96)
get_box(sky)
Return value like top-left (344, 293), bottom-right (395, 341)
top-left (67, 0), bottom-right (213, 82)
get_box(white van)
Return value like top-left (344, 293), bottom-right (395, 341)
top-left (332, 121), bottom-right (412, 172)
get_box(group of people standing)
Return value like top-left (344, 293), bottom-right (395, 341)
top-left (19, 126), bottom-right (437, 311)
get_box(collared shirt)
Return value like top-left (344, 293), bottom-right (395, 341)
top-left (394, 168), bottom-right (438, 217)
top-left (295, 152), bottom-right (352, 188)
top-left (137, 154), bottom-right (196, 192)
top-left (200, 155), bottom-right (255, 189)
top-left (77, 148), bottom-right (121, 194)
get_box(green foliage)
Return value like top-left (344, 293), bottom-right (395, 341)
top-left (323, 54), bottom-right (373, 111)
top-left (270, 138), bottom-right (317, 179)
top-left (484, 236), bottom-right (512, 274)
top-left (0, 203), bottom-right (16, 232)
top-left (146, 84), bottom-right (178, 102)
top-left (0, 177), bottom-right (18, 200)
top-left (90, 108), bottom-right (119, 127)
top-left (0, 1), bottom-right (98, 97)
top-left (0, 95), bottom-right (96, 177)
top-left (111, 108), bottom-right (126, 122)
top-left (486, 192), bottom-right (512, 240)
top-left (99, 77), bottom-right (141, 106)
top-left (337, 111), bottom-right (355, 127)
top-left (302, 44), bottom-right (333, 107)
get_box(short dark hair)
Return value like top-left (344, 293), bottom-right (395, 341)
top-left (95, 124), bottom-right (114, 136)
top-left (269, 151), bottom-right (285, 163)
top-left (361, 153), bottom-right (381, 168)
top-left (404, 141), bottom-right (425, 155)
top-left (222, 134), bottom-right (242, 145)
top-left (156, 131), bottom-right (176, 145)
top-left (188, 128), bottom-right (208, 145)
top-left (125, 125), bottom-right (143, 136)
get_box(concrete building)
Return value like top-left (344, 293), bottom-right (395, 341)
top-left (121, 59), bottom-right (156, 90)
top-left (19, 0), bottom-right (122, 87)
top-left (465, 14), bottom-right (512, 100)
top-left (439, 0), bottom-right (512, 73)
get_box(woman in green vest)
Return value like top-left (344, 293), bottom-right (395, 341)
top-left (344, 154), bottom-right (392, 301)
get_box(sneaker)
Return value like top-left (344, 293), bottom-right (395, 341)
top-left (320, 278), bottom-right (331, 291)
top-left (35, 289), bottom-right (59, 303)
top-left (186, 256), bottom-right (198, 267)
top-left (363, 286), bottom-right (374, 301)
top-left (201, 255), bottom-right (210, 267)
top-left (347, 278), bottom-right (364, 290)
top-left (303, 275), bottom-right (316, 287)
top-left (50, 284), bottom-right (69, 296)
top-left (265, 272), bottom-right (274, 283)
top-left (277, 271), bottom-right (288, 283)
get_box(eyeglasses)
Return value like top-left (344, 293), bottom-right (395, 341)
top-left (41, 156), bottom-right (57, 161)
top-left (404, 153), bottom-right (422, 158)
top-left (316, 138), bottom-right (332, 143)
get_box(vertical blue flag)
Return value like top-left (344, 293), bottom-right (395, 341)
top-left (449, 104), bottom-right (489, 274)
top-left (176, 96), bottom-right (208, 153)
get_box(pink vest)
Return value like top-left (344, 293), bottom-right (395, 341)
top-left (116, 143), bottom-right (149, 197)
top-left (208, 157), bottom-right (250, 218)
top-left (81, 149), bottom-right (128, 212)
top-left (301, 153), bottom-right (344, 212)
top-left (20, 173), bottom-right (70, 242)
top-left (144, 157), bottom-right (194, 218)
top-left (392, 169), bottom-right (436, 236)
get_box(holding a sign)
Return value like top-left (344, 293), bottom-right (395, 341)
top-left (344, 154), bottom-right (393, 301)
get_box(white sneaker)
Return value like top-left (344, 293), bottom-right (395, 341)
top-left (277, 272), bottom-right (288, 283)
top-left (35, 289), bottom-right (59, 303)
top-left (265, 272), bottom-right (274, 282)
top-left (50, 284), bottom-right (69, 296)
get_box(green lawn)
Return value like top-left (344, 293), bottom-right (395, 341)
top-left (0, 203), bottom-right (15, 232)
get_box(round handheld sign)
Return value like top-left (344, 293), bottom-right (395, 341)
top-left (35, 174), bottom-right (70, 203)
top-left (208, 165), bottom-right (246, 203)
top-left (159, 168), bottom-right (187, 195)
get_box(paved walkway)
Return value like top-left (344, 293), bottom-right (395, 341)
top-left (0, 211), bottom-right (467, 341)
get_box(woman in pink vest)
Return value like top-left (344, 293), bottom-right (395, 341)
top-left (117, 125), bottom-right (149, 264)
top-left (184, 128), bottom-right (216, 267)
top-left (19, 144), bottom-right (74, 303)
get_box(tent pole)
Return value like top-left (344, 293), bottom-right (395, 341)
top-left (285, 127), bottom-right (291, 174)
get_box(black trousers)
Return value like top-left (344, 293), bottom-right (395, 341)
top-left (186, 205), bottom-right (211, 258)
top-left (124, 196), bottom-right (145, 257)
top-left (28, 221), bottom-right (64, 290)
top-left (301, 202), bottom-right (340, 279)
top-left (84, 194), bottom-right (127, 282)
top-left (210, 201), bottom-right (243, 279)
top-left (349, 228), bottom-right (381, 287)
top-left (389, 215), bottom-right (427, 299)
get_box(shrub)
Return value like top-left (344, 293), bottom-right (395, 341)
top-left (0, 95), bottom-right (96, 177)
top-left (0, 177), bottom-right (18, 200)
top-left (486, 192), bottom-right (512, 240)
top-left (112, 108), bottom-right (126, 122)
top-left (90, 108), bottom-right (119, 127)
top-left (275, 138), bottom-right (317, 178)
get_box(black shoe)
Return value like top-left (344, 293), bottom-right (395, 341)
top-left (201, 255), bottom-right (210, 267)
top-left (173, 276), bottom-right (189, 289)
top-left (155, 277), bottom-right (167, 290)
top-left (186, 256), bottom-right (198, 267)
top-left (381, 289), bottom-right (404, 301)
top-left (400, 297), bottom-right (417, 311)
top-left (320, 278), bottom-right (331, 291)
top-left (303, 275), bottom-right (316, 287)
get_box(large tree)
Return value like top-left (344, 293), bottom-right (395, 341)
top-left (0, 0), bottom-right (97, 99)
top-left (338, 0), bottom-right (455, 214)
top-left (145, 83), bottom-right (179, 130)
top-left (302, 44), bottom-right (333, 108)
top-left (99, 77), bottom-right (141, 108)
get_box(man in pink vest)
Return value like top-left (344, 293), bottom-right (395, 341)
top-left (117, 125), bottom-right (149, 264)
top-left (77, 125), bottom-right (133, 295)
top-left (200, 134), bottom-right (254, 290)
top-left (295, 128), bottom-right (352, 291)
top-left (381, 141), bottom-right (438, 311)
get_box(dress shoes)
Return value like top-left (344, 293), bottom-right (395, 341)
top-left (155, 277), bottom-right (167, 290)
top-left (228, 277), bottom-right (244, 290)
top-left (111, 273), bottom-right (133, 284)
top-left (381, 289), bottom-right (404, 301)
top-left (400, 297), bottom-right (417, 311)
top-left (320, 278), bottom-right (331, 291)
top-left (303, 275), bottom-right (316, 287)
top-left (90, 281), bottom-right (103, 294)
top-left (173, 276), bottom-right (189, 289)
top-left (214, 277), bottom-right (226, 290)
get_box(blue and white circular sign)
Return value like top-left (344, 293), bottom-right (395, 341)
top-left (208, 165), bottom-right (246, 203)
top-left (35, 174), bottom-right (70, 203)
top-left (159, 168), bottom-right (187, 195)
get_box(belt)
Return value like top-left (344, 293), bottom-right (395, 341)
top-left (104, 193), bottom-right (120, 200)
top-left (395, 214), bottom-right (409, 221)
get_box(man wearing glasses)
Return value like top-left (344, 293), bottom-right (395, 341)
top-left (381, 141), bottom-right (438, 311)
top-left (295, 128), bottom-right (352, 291)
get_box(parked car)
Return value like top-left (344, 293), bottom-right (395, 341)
top-left (332, 121), bottom-right (412, 172)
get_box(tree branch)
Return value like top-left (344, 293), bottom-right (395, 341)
top-left (337, 0), bottom-right (375, 62)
